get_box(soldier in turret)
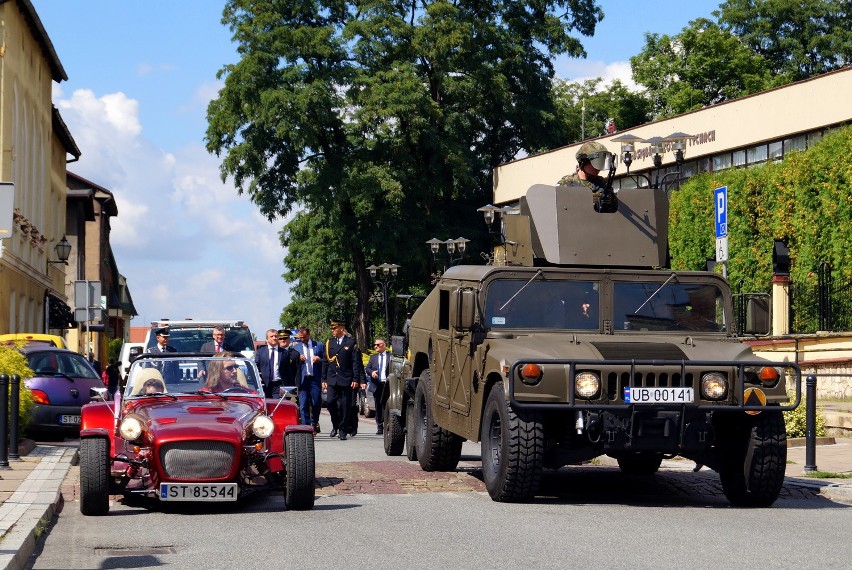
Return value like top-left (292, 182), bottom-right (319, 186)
top-left (557, 140), bottom-right (612, 190)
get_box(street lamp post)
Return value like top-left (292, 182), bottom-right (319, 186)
top-left (367, 263), bottom-right (400, 336)
top-left (426, 237), bottom-right (469, 283)
top-left (611, 131), bottom-right (696, 193)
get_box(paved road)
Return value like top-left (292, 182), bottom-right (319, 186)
top-left (26, 412), bottom-right (852, 569)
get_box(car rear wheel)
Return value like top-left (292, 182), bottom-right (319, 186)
top-left (79, 438), bottom-right (110, 516)
top-left (405, 401), bottom-right (418, 461)
top-left (718, 409), bottom-right (787, 507)
top-left (414, 371), bottom-right (462, 471)
top-left (284, 431), bottom-right (316, 510)
top-left (384, 399), bottom-right (405, 456)
top-left (480, 382), bottom-right (544, 502)
top-left (615, 453), bottom-right (663, 475)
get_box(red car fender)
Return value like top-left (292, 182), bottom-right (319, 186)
top-left (266, 400), bottom-right (300, 455)
top-left (80, 401), bottom-right (118, 454)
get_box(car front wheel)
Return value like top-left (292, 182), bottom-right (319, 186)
top-left (284, 431), bottom-right (316, 510)
top-left (80, 437), bottom-right (110, 516)
top-left (384, 399), bottom-right (405, 456)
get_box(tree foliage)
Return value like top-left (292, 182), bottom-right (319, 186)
top-left (0, 344), bottom-right (37, 433)
top-left (716, 0), bottom-right (852, 82)
top-left (669, 125), bottom-right (852, 332)
top-left (552, 78), bottom-right (650, 142)
top-left (206, 0), bottom-right (603, 345)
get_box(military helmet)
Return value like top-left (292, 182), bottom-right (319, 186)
top-left (575, 141), bottom-right (612, 171)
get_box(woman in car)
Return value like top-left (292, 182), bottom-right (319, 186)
top-left (202, 354), bottom-right (247, 392)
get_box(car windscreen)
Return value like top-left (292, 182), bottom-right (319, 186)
top-left (126, 356), bottom-right (262, 396)
top-left (27, 351), bottom-right (100, 379)
top-left (485, 279), bottom-right (600, 330)
top-left (145, 326), bottom-right (255, 353)
top-left (613, 281), bottom-right (726, 332)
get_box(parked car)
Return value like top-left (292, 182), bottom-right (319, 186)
top-left (78, 352), bottom-right (316, 515)
top-left (0, 333), bottom-right (67, 349)
top-left (21, 346), bottom-right (101, 434)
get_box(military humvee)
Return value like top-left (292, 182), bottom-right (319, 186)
top-left (384, 182), bottom-right (801, 506)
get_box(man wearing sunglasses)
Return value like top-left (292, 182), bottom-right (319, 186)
top-left (365, 338), bottom-right (390, 434)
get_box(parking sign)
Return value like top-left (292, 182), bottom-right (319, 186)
top-left (714, 186), bottom-right (727, 238)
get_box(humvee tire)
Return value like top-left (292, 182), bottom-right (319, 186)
top-left (718, 408), bottom-right (787, 507)
top-left (384, 399), bottom-right (405, 456)
top-left (615, 453), bottom-right (663, 475)
top-left (414, 370), bottom-right (462, 471)
top-left (405, 401), bottom-right (418, 461)
top-left (480, 382), bottom-right (544, 502)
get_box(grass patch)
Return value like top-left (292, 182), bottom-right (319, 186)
top-left (803, 471), bottom-right (852, 479)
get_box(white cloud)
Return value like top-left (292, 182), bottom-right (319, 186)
top-left (555, 59), bottom-right (639, 91)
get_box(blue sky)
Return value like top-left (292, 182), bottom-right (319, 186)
top-left (32, 0), bottom-right (723, 335)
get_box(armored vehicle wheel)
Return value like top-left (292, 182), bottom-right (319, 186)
top-left (480, 382), bottom-right (544, 502)
top-left (365, 399), bottom-right (376, 419)
top-left (384, 399), bottom-right (405, 456)
top-left (405, 401), bottom-right (418, 461)
top-left (615, 453), bottom-right (663, 475)
top-left (79, 437), bottom-right (110, 516)
top-left (414, 371), bottom-right (462, 471)
top-left (284, 431), bottom-right (316, 510)
top-left (718, 409), bottom-right (786, 507)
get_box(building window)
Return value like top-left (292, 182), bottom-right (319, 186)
top-left (747, 144), bottom-right (768, 164)
top-left (732, 150), bottom-right (746, 167)
top-left (809, 131), bottom-right (823, 146)
top-left (712, 153), bottom-right (732, 171)
top-left (769, 141), bottom-right (783, 160)
top-left (785, 134), bottom-right (807, 153)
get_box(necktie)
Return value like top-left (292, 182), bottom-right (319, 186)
top-left (270, 347), bottom-right (277, 380)
top-left (379, 353), bottom-right (385, 381)
top-left (215, 343), bottom-right (221, 352)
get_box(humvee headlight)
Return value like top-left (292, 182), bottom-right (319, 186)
top-left (252, 415), bottom-right (274, 439)
top-left (520, 363), bottom-right (543, 386)
top-left (575, 372), bottom-right (600, 399)
top-left (119, 417), bottom-right (144, 441)
top-left (701, 372), bottom-right (728, 400)
top-left (759, 366), bottom-right (780, 387)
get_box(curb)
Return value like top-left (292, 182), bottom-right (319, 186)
top-left (783, 476), bottom-right (852, 504)
top-left (0, 447), bottom-right (78, 570)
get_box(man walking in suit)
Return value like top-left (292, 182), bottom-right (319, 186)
top-left (255, 329), bottom-right (283, 398)
top-left (292, 327), bottom-right (324, 433)
top-left (365, 337), bottom-right (390, 434)
top-left (322, 319), bottom-right (363, 440)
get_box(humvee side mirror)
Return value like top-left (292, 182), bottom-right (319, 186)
top-left (453, 288), bottom-right (477, 331)
top-left (743, 295), bottom-right (770, 336)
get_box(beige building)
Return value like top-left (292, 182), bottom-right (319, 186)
top-left (494, 66), bottom-right (852, 204)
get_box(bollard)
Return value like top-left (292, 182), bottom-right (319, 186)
top-left (0, 374), bottom-right (8, 468)
top-left (804, 374), bottom-right (817, 472)
top-left (9, 374), bottom-right (20, 460)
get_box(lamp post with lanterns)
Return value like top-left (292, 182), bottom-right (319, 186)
top-left (426, 237), bottom-right (469, 283)
top-left (367, 263), bottom-right (400, 337)
top-left (611, 132), bottom-right (695, 193)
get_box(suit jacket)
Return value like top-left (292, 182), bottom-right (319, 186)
top-left (322, 335), bottom-right (362, 387)
top-left (199, 341), bottom-right (227, 353)
top-left (145, 344), bottom-right (179, 383)
top-left (255, 344), bottom-right (284, 386)
top-left (291, 339), bottom-right (324, 381)
top-left (365, 351), bottom-right (390, 393)
top-left (280, 346), bottom-right (302, 387)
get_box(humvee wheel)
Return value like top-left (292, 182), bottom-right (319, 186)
top-left (414, 371), bottom-right (462, 471)
top-left (616, 453), bottom-right (663, 475)
top-left (79, 437), bottom-right (110, 516)
top-left (718, 409), bottom-right (786, 507)
top-left (405, 401), bottom-right (418, 461)
top-left (384, 399), bottom-right (405, 456)
top-left (284, 431), bottom-right (316, 510)
top-left (480, 382), bottom-right (544, 502)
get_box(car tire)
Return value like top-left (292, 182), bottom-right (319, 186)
top-left (615, 453), bottom-right (663, 475)
top-left (284, 431), bottom-right (316, 510)
top-left (405, 401), bottom-right (418, 461)
top-left (79, 437), bottom-right (110, 516)
top-left (414, 371), bottom-right (462, 471)
top-left (480, 381), bottom-right (544, 502)
top-left (359, 392), bottom-right (366, 416)
top-left (718, 409), bottom-right (787, 507)
top-left (384, 399), bottom-right (405, 456)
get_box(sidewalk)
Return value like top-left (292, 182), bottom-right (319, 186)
top-left (0, 443), bottom-right (77, 570)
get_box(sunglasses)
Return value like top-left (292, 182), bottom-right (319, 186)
top-left (374, 343), bottom-right (384, 347)
top-left (224, 364), bottom-right (239, 372)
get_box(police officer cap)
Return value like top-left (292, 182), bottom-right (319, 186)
top-left (329, 318), bottom-right (347, 328)
top-left (155, 327), bottom-right (170, 337)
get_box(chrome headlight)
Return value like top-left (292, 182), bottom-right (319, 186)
top-left (252, 415), bottom-right (274, 439)
top-left (575, 371), bottom-right (600, 399)
top-left (701, 372), bottom-right (728, 400)
top-left (119, 417), bottom-right (144, 441)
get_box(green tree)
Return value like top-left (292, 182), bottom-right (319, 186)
top-left (552, 77), bottom-right (651, 143)
top-left (206, 0), bottom-right (604, 346)
top-left (631, 18), bottom-right (778, 119)
top-left (717, 0), bottom-right (852, 81)
top-left (0, 344), bottom-right (37, 434)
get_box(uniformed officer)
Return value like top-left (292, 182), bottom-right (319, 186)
top-left (557, 140), bottom-right (612, 190)
top-left (322, 319), bottom-right (363, 440)
top-left (146, 328), bottom-right (179, 384)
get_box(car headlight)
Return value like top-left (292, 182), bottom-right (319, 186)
top-left (252, 415), bottom-right (274, 439)
top-left (119, 417), bottom-right (144, 441)
top-left (701, 372), bottom-right (728, 400)
top-left (575, 371), bottom-right (600, 399)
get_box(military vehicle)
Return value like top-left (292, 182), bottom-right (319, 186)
top-left (383, 179), bottom-right (801, 507)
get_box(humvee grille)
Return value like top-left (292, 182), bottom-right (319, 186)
top-left (592, 342), bottom-right (687, 360)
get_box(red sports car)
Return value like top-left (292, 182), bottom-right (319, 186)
top-left (78, 352), bottom-right (315, 515)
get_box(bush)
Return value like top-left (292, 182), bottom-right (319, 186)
top-left (784, 398), bottom-right (826, 438)
top-left (0, 344), bottom-right (36, 435)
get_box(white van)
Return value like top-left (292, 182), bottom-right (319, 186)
top-left (118, 342), bottom-right (145, 381)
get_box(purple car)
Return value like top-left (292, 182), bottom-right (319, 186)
top-left (22, 346), bottom-right (102, 433)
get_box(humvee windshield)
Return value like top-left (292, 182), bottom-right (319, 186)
top-left (485, 280), bottom-right (600, 330)
top-left (614, 281), bottom-right (725, 332)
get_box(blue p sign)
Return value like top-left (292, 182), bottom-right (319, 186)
top-left (714, 186), bottom-right (727, 238)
